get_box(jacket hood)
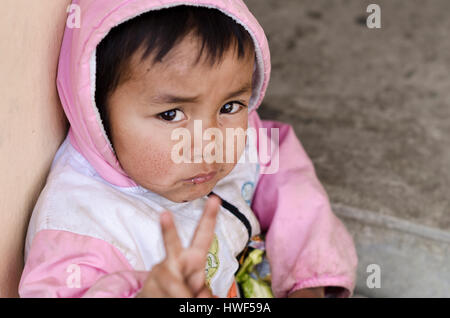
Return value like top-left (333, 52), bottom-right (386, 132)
top-left (57, 0), bottom-right (271, 187)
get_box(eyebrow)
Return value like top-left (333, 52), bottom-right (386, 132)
top-left (150, 82), bottom-right (253, 105)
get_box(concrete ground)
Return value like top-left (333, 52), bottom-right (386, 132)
top-left (245, 0), bottom-right (450, 297)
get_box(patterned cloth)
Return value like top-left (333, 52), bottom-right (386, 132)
top-left (236, 235), bottom-right (274, 298)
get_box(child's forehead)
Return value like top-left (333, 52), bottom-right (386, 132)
top-left (122, 49), bottom-right (255, 106)
top-left (127, 34), bottom-right (255, 83)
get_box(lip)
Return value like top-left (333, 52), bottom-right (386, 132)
top-left (184, 171), bottom-right (217, 185)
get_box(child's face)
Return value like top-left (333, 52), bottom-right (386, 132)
top-left (107, 33), bottom-right (255, 203)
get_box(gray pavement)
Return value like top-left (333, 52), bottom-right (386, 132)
top-left (245, 0), bottom-right (450, 297)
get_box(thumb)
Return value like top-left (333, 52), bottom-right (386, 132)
top-left (196, 285), bottom-right (214, 298)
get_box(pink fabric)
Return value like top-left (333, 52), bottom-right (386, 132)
top-left (19, 230), bottom-right (148, 298)
top-left (249, 111), bottom-right (358, 298)
top-left (58, 0), bottom-right (271, 187)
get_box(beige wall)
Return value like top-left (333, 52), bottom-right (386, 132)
top-left (0, 0), bottom-right (70, 297)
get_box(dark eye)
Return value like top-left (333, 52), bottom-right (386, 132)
top-left (220, 102), bottom-right (244, 114)
top-left (158, 109), bottom-right (185, 122)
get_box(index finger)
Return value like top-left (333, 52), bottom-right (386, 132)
top-left (160, 210), bottom-right (183, 259)
top-left (189, 195), bottom-right (221, 254)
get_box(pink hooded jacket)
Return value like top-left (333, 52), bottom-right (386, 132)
top-left (19, 0), bottom-right (358, 298)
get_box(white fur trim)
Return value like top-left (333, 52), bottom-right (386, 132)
top-left (90, 51), bottom-right (115, 153)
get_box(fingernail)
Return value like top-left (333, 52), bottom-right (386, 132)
top-left (211, 195), bottom-right (221, 204)
top-left (160, 211), bottom-right (171, 225)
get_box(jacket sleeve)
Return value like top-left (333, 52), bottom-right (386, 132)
top-left (19, 229), bottom-right (148, 298)
top-left (249, 110), bottom-right (358, 298)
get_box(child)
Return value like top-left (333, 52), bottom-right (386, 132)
top-left (19, 0), bottom-right (357, 298)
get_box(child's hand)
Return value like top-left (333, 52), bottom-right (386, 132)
top-left (136, 195), bottom-right (221, 298)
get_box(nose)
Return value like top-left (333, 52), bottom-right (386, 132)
top-left (190, 116), bottom-right (222, 164)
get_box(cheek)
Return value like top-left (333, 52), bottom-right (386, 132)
top-left (108, 92), bottom-right (181, 185)
top-left (137, 147), bottom-right (172, 175)
top-left (116, 130), bottom-right (178, 184)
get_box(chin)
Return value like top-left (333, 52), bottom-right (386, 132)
top-left (171, 182), bottom-right (217, 203)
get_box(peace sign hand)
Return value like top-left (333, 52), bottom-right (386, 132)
top-left (136, 195), bottom-right (221, 298)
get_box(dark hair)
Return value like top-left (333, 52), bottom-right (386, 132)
top-left (95, 5), bottom-right (255, 143)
